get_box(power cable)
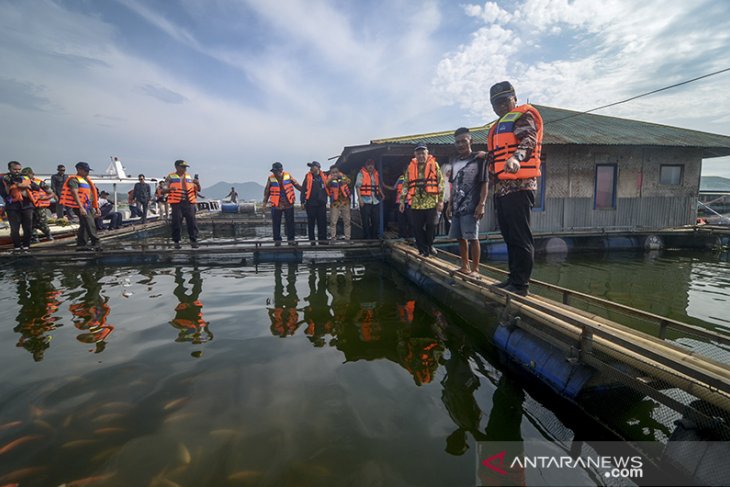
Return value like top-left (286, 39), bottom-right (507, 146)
top-left (544, 67), bottom-right (730, 125)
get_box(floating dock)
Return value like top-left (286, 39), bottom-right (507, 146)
top-left (384, 241), bottom-right (730, 444)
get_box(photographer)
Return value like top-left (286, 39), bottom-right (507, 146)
top-left (1, 161), bottom-right (39, 252)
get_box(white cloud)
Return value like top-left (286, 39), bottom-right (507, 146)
top-left (434, 0), bottom-right (730, 143)
top-left (464, 2), bottom-right (512, 24)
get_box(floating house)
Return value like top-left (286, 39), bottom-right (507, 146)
top-left (337, 106), bottom-right (730, 233)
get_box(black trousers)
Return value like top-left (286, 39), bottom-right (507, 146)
top-left (73, 208), bottom-right (100, 247)
top-left (305, 204), bottom-right (327, 241)
top-left (360, 203), bottom-right (381, 239)
top-left (397, 207), bottom-right (411, 238)
top-left (7, 206), bottom-right (33, 248)
top-left (138, 201), bottom-right (149, 223)
top-left (495, 190), bottom-right (535, 289)
top-left (272, 207), bottom-right (295, 241)
top-left (409, 207), bottom-right (437, 255)
top-left (171, 201), bottom-right (198, 243)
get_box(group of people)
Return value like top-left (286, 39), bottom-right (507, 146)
top-left (3, 80), bottom-right (541, 295)
top-left (262, 81), bottom-right (542, 295)
top-left (1, 158), bottom-right (202, 252)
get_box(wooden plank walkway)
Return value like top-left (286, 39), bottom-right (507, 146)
top-left (384, 240), bottom-right (730, 415)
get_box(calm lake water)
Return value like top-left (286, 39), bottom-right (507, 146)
top-left (0, 249), bottom-right (728, 486)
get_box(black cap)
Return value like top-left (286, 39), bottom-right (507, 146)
top-left (174, 160), bottom-right (190, 167)
top-left (271, 162), bottom-right (283, 172)
top-left (307, 161), bottom-right (321, 168)
top-left (75, 161), bottom-right (92, 171)
top-left (414, 142), bottom-right (428, 151)
top-left (99, 190), bottom-right (109, 196)
top-left (490, 81), bottom-right (516, 102)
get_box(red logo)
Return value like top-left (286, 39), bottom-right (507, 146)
top-left (482, 450), bottom-right (508, 475)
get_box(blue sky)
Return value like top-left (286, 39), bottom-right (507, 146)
top-left (1, 0), bottom-right (729, 184)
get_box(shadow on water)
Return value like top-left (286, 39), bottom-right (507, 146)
top-left (0, 260), bottom-right (656, 486)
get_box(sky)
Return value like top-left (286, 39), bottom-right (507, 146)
top-left (1, 0), bottom-right (729, 184)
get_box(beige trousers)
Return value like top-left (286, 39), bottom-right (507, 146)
top-left (330, 204), bottom-right (351, 239)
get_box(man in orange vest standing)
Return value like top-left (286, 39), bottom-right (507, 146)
top-left (486, 81), bottom-right (543, 296)
top-left (264, 162), bottom-right (302, 243)
top-left (301, 161), bottom-right (328, 243)
top-left (22, 167), bottom-right (55, 242)
top-left (325, 165), bottom-right (352, 241)
top-left (164, 159), bottom-right (201, 249)
top-left (355, 158), bottom-right (383, 239)
top-left (59, 161), bottom-right (102, 251)
top-left (399, 143), bottom-right (444, 257)
top-left (1, 160), bottom-right (38, 252)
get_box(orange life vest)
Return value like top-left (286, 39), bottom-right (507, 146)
top-left (2, 175), bottom-right (37, 206)
top-left (327, 175), bottom-right (351, 202)
top-left (267, 172), bottom-right (296, 207)
top-left (167, 172), bottom-right (197, 204)
top-left (358, 168), bottom-right (380, 198)
top-left (488, 104), bottom-right (543, 180)
top-left (270, 307), bottom-right (299, 337)
top-left (406, 156), bottom-right (439, 198)
top-left (31, 177), bottom-right (51, 208)
top-left (59, 176), bottom-right (98, 210)
top-left (303, 172), bottom-right (329, 201)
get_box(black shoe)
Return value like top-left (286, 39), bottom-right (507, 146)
top-left (503, 284), bottom-right (528, 296)
top-left (92, 245), bottom-right (103, 252)
top-left (191, 241), bottom-right (199, 249)
top-left (173, 242), bottom-right (182, 249)
top-left (494, 279), bottom-right (511, 288)
top-left (76, 246), bottom-right (93, 252)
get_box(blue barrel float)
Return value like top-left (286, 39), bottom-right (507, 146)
top-left (221, 202), bottom-right (239, 213)
top-left (493, 323), bottom-right (594, 399)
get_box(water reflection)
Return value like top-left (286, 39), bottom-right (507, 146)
top-left (13, 270), bottom-right (62, 361)
top-left (268, 263), bottom-right (302, 338)
top-left (303, 267), bottom-right (334, 347)
top-left (170, 267), bottom-right (212, 345)
top-left (68, 268), bottom-right (114, 354)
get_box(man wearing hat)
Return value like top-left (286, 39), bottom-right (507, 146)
top-left (355, 158), bottom-right (384, 239)
top-left (485, 81), bottom-right (544, 296)
top-left (301, 161), bottom-right (328, 242)
top-left (164, 160), bottom-right (201, 249)
top-left (399, 143), bottom-right (444, 257)
top-left (21, 166), bottom-right (55, 241)
top-left (325, 165), bottom-right (352, 241)
top-left (59, 162), bottom-right (102, 251)
top-left (264, 162), bottom-right (302, 243)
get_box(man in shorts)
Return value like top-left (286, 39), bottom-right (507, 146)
top-left (447, 127), bottom-right (488, 275)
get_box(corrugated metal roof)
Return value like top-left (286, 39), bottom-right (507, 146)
top-left (370, 105), bottom-right (730, 158)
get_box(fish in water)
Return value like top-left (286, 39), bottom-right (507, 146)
top-left (0, 435), bottom-right (43, 455)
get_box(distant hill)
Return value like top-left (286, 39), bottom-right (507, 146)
top-left (201, 181), bottom-right (265, 201)
top-left (700, 176), bottom-right (730, 192)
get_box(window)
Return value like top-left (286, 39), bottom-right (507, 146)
top-left (595, 164), bottom-right (617, 209)
top-left (660, 165), bottom-right (683, 185)
top-left (532, 157), bottom-right (546, 211)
